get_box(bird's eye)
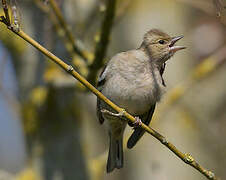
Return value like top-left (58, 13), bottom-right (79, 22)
top-left (158, 40), bottom-right (165, 44)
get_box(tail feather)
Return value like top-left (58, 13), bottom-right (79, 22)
top-left (127, 128), bottom-right (145, 149)
top-left (107, 135), bottom-right (123, 173)
top-left (127, 104), bottom-right (156, 149)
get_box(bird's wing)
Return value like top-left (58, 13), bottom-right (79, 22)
top-left (127, 104), bottom-right (156, 149)
top-left (97, 65), bottom-right (108, 90)
top-left (96, 65), bottom-right (108, 124)
top-left (160, 62), bottom-right (166, 87)
top-left (127, 62), bottom-right (165, 148)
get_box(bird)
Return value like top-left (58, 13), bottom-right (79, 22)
top-left (96, 29), bottom-right (186, 173)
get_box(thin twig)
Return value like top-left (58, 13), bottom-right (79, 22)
top-left (34, 0), bottom-right (89, 77)
top-left (48, 0), bottom-right (89, 61)
top-left (34, 0), bottom-right (73, 53)
top-left (0, 18), bottom-right (220, 179)
top-left (87, 0), bottom-right (116, 85)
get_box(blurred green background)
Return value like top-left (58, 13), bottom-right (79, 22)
top-left (0, 0), bottom-right (225, 180)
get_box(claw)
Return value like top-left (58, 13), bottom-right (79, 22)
top-left (101, 109), bottom-right (126, 120)
top-left (133, 117), bottom-right (142, 128)
top-left (119, 108), bottom-right (126, 116)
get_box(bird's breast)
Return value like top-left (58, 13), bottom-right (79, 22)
top-left (102, 72), bottom-right (163, 115)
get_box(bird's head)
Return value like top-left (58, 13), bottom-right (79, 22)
top-left (140, 29), bottom-right (186, 66)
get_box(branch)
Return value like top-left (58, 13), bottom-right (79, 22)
top-left (48, 0), bottom-right (89, 62)
top-left (87, 0), bottom-right (116, 85)
top-left (34, 0), bottom-right (89, 77)
top-left (0, 21), bottom-right (220, 180)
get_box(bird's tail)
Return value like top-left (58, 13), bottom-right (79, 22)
top-left (107, 134), bottom-right (123, 173)
top-left (127, 128), bottom-right (145, 149)
top-left (127, 104), bottom-right (156, 149)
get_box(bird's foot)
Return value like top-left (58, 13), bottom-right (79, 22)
top-left (133, 116), bottom-right (142, 127)
top-left (118, 108), bottom-right (126, 117)
top-left (128, 116), bottom-right (142, 128)
top-left (101, 109), bottom-right (126, 119)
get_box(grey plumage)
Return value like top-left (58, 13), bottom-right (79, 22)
top-left (107, 134), bottom-right (123, 172)
top-left (96, 29), bottom-right (185, 173)
top-left (97, 49), bottom-right (164, 172)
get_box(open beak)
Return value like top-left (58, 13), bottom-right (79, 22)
top-left (169, 35), bottom-right (186, 53)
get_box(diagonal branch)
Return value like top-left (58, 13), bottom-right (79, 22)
top-left (0, 18), bottom-right (220, 180)
top-left (34, 0), bottom-right (89, 77)
top-left (48, 0), bottom-right (89, 61)
top-left (87, 0), bottom-right (117, 85)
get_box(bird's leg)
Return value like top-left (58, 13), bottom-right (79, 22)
top-left (101, 109), bottom-right (127, 121)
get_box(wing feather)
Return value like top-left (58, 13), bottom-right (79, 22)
top-left (127, 104), bottom-right (156, 149)
top-left (96, 65), bottom-right (108, 124)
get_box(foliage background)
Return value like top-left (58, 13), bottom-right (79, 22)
top-left (0, 0), bottom-right (225, 180)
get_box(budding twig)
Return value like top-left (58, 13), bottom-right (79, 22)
top-left (0, 3), bottom-right (220, 180)
top-left (87, 0), bottom-right (116, 85)
top-left (0, 22), bottom-right (219, 179)
top-left (48, 0), bottom-right (89, 62)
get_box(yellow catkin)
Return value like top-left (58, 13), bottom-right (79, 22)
top-left (167, 85), bottom-right (186, 104)
top-left (30, 87), bottom-right (47, 106)
top-left (16, 168), bottom-right (41, 180)
top-left (192, 58), bottom-right (216, 80)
